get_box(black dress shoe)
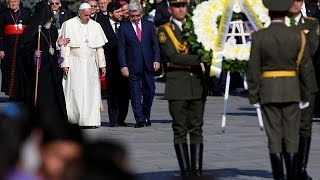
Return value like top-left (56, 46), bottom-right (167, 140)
top-left (109, 123), bottom-right (119, 127)
top-left (118, 122), bottom-right (128, 127)
top-left (145, 119), bottom-right (151, 126)
top-left (134, 122), bottom-right (145, 128)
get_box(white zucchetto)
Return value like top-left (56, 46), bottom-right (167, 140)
top-left (79, 3), bottom-right (91, 10)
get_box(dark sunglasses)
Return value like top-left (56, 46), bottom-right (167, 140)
top-left (50, 2), bottom-right (60, 5)
top-left (171, 3), bottom-right (187, 8)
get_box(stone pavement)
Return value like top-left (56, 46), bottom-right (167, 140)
top-left (1, 81), bottom-right (319, 180)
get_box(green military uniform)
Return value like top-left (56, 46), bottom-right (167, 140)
top-left (158, 21), bottom-right (205, 144)
top-left (248, 23), bottom-right (311, 153)
top-left (292, 14), bottom-right (319, 180)
top-left (157, 7), bottom-right (205, 176)
top-left (296, 16), bottom-right (319, 138)
top-left (248, 0), bottom-right (316, 177)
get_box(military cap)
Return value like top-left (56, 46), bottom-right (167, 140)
top-left (262, 0), bottom-right (294, 11)
top-left (169, 0), bottom-right (188, 4)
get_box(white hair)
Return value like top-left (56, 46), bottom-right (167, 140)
top-left (128, 1), bottom-right (142, 12)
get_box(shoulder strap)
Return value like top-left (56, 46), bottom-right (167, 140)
top-left (163, 23), bottom-right (188, 54)
top-left (296, 31), bottom-right (306, 72)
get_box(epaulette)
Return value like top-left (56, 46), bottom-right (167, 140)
top-left (158, 30), bottom-right (167, 44)
top-left (158, 23), bottom-right (170, 44)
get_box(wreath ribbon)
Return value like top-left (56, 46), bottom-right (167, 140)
top-left (210, 0), bottom-right (234, 78)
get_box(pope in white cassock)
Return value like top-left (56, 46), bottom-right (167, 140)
top-left (59, 3), bottom-right (108, 127)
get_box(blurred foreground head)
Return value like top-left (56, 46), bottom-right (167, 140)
top-left (0, 103), bottom-right (30, 178)
top-left (78, 140), bottom-right (135, 180)
top-left (39, 123), bottom-right (83, 180)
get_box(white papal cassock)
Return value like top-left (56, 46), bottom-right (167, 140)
top-left (59, 17), bottom-right (108, 126)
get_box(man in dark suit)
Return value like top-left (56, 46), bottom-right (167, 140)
top-left (50, 0), bottom-right (73, 30)
top-left (154, 0), bottom-right (171, 27)
top-left (288, 1), bottom-right (319, 179)
top-left (97, 2), bottom-right (130, 127)
top-left (248, 0), bottom-right (316, 179)
top-left (157, 0), bottom-right (205, 176)
top-left (88, 0), bottom-right (99, 21)
top-left (304, 0), bottom-right (320, 17)
top-left (120, 2), bottom-right (129, 21)
top-left (118, 1), bottom-right (160, 128)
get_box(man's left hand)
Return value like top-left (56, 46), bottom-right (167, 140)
top-left (154, 62), bottom-right (160, 72)
top-left (100, 67), bottom-right (106, 77)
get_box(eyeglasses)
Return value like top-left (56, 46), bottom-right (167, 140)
top-left (50, 2), bottom-right (60, 5)
top-left (91, 5), bottom-right (98, 7)
top-left (171, 3), bottom-right (187, 8)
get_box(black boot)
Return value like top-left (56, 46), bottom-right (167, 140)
top-left (298, 137), bottom-right (313, 180)
top-left (174, 143), bottom-right (190, 176)
top-left (269, 153), bottom-right (285, 180)
top-left (190, 144), bottom-right (203, 176)
top-left (283, 152), bottom-right (298, 180)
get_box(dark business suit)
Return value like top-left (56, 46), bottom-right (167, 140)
top-left (118, 19), bottom-right (160, 124)
top-left (154, 0), bottom-right (171, 27)
top-left (305, 0), bottom-right (319, 18)
top-left (97, 16), bottom-right (130, 126)
top-left (52, 9), bottom-right (72, 30)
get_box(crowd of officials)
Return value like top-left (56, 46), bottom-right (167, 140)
top-left (1, 0), bottom-right (320, 179)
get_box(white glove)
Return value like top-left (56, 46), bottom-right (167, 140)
top-left (253, 103), bottom-right (260, 108)
top-left (299, 101), bottom-right (309, 109)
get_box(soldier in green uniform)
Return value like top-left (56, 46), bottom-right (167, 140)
top-left (287, 1), bottom-right (319, 179)
top-left (157, 0), bottom-right (206, 177)
top-left (247, 0), bottom-right (317, 179)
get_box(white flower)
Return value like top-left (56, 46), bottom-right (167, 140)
top-left (192, 0), bottom-right (268, 61)
top-left (237, 44), bottom-right (251, 61)
top-left (149, 0), bottom-right (154, 4)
